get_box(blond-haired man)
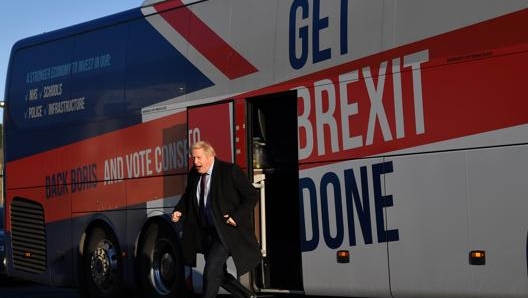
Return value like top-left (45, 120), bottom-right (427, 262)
top-left (172, 141), bottom-right (260, 298)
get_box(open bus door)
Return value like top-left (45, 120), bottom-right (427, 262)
top-left (187, 94), bottom-right (303, 294)
top-left (247, 91), bottom-right (303, 294)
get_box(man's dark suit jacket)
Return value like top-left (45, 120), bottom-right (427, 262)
top-left (174, 158), bottom-right (262, 275)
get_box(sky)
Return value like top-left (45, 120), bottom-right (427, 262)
top-left (0, 0), bottom-right (143, 123)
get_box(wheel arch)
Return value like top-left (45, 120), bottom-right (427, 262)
top-left (79, 215), bottom-right (122, 259)
top-left (134, 214), bottom-right (182, 260)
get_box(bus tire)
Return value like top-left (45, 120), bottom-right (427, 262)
top-left (138, 221), bottom-right (184, 298)
top-left (80, 226), bottom-right (124, 298)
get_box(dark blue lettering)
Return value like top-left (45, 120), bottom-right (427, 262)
top-left (91, 164), bottom-right (97, 183)
top-left (45, 176), bottom-right (51, 199)
top-left (320, 172), bottom-right (344, 249)
top-left (45, 171), bottom-right (69, 199)
top-left (300, 161), bottom-right (399, 252)
top-left (373, 161), bottom-right (399, 243)
top-left (312, 0), bottom-right (331, 63)
top-left (299, 177), bottom-right (319, 252)
top-left (344, 166), bottom-right (372, 246)
top-left (71, 164), bottom-right (98, 193)
top-left (340, 0), bottom-right (349, 55)
top-left (71, 168), bottom-right (77, 192)
top-left (289, 0), bottom-right (309, 69)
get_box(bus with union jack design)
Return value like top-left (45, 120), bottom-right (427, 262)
top-left (2, 0), bottom-right (528, 297)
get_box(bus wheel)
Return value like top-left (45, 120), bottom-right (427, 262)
top-left (138, 222), bottom-right (184, 298)
top-left (80, 226), bottom-right (124, 298)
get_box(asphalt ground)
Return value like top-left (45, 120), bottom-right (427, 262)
top-left (0, 279), bottom-right (79, 298)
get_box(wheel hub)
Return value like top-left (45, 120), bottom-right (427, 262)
top-left (90, 240), bottom-right (118, 290)
top-left (151, 239), bottom-right (177, 295)
top-left (160, 252), bottom-right (175, 280)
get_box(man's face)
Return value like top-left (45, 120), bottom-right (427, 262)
top-left (191, 148), bottom-right (214, 174)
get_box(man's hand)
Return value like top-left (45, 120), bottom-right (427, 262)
top-left (172, 211), bottom-right (182, 222)
top-left (224, 214), bottom-right (237, 227)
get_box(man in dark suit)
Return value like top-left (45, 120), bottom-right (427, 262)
top-left (172, 141), bottom-right (261, 298)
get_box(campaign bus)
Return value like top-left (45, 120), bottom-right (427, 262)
top-left (2, 0), bottom-right (528, 297)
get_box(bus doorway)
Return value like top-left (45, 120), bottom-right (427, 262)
top-left (247, 91), bottom-right (303, 292)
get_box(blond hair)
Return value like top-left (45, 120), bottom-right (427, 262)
top-left (191, 141), bottom-right (216, 157)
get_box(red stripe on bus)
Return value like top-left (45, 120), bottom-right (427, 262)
top-left (154, 0), bottom-right (258, 79)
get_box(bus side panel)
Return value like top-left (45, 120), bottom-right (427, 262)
top-left (466, 145), bottom-right (528, 296)
top-left (386, 152), bottom-right (471, 297)
top-left (387, 144), bottom-right (528, 297)
top-left (299, 157), bottom-right (391, 297)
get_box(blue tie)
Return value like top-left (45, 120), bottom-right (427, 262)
top-left (199, 173), bottom-right (209, 226)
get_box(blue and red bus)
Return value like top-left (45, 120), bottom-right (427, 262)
top-left (2, 0), bottom-right (528, 297)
